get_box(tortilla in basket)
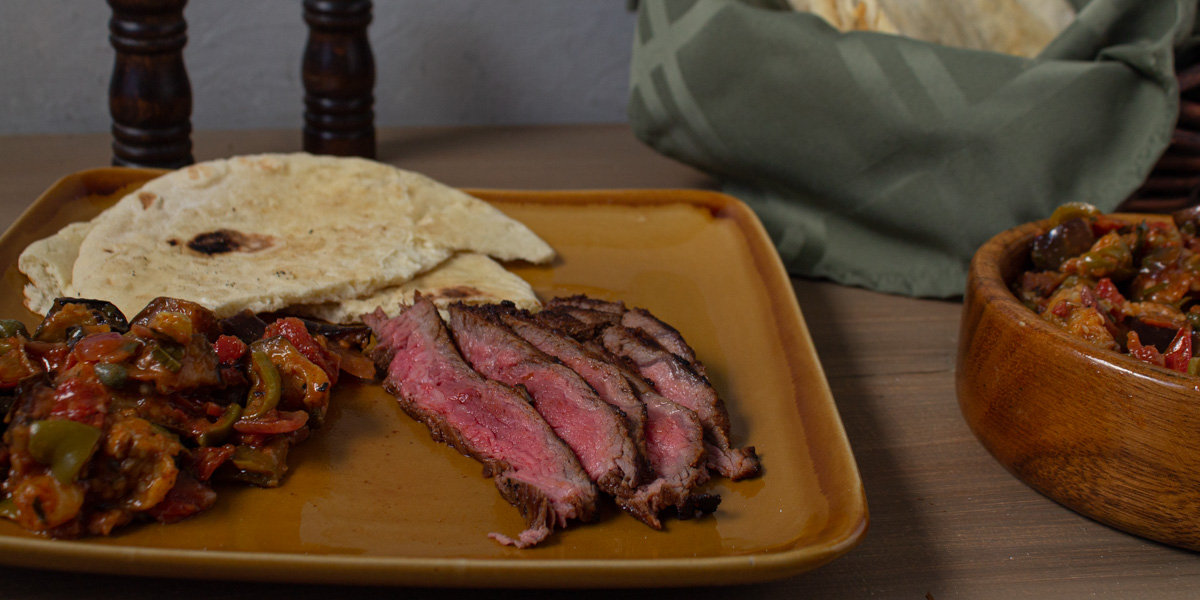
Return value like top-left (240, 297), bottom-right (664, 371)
top-left (790, 0), bottom-right (1075, 58)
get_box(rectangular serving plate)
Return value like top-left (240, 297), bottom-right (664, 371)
top-left (0, 168), bottom-right (866, 588)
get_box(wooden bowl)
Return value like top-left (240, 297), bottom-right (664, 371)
top-left (957, 214), bottom-right (1200, 550)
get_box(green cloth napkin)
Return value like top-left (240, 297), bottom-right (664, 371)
top-left (629, 0), bottom-right (1200, 297)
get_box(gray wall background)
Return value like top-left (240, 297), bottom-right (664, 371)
top-left (0, 1), bottom-right (637, 135)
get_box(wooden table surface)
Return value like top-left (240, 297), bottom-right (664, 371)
top-left (0, 124), bottom-right (1196, 598)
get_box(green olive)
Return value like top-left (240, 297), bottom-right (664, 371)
top-left (93, 363), bottom-right (128, 389)
top-left (0, 320), bottom-right (28, 339)
top-left (1049, 202), bottom-right (1101, 228)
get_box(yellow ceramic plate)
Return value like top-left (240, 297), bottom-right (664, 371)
top-left (0, 169), bottom-right (866, 587)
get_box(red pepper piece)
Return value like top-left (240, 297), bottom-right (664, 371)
top-left (1094, 278), bottom-right (1126, 309)
top-left (213, 334), bottom-right (247, 364)
top-left (1165, 324), bottom-right (1193, 373)
top-left (262, 318), bottom-right (340, 383)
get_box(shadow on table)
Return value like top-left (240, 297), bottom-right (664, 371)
top-left (773, 278), bottom-right (953, 596)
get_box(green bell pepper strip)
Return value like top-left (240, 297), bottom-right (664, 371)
top-left (243, 349), bottom-right (281, 419)
top-left (150, 346), bottom-right (182, 373)
top-left (27, 420), bottom-right (103, 484)
top-left (197, 404), bottom-right (242, 447)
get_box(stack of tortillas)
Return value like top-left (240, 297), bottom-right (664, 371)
top-left (19, 153), bottom-right (551, 323)
top-left (789, 0), bottom-right (1076, 58)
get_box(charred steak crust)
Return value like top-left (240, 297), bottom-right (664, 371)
top-left (541, 298), bottom-right (761, 480)
top-left (621, 307), bottom-right (707, 377)
top-left (546, 296), bottom-right (706, 376)
top-left (494, 306), bottom-right (651, 460)
top-left (447, 304), bottom-right (647, 513)
top-left (489, 306), bottom-right (699, 527)
top-left (365, 297), bottom-right (598, 548)
top-left (615, 353), bottom-right (719, 523)
top-left (546, 295), bottom-right (626, 315)
top-left (529, 308), bottom-right (720, 525)
top-left (599, 325), bottom-right (761, 481)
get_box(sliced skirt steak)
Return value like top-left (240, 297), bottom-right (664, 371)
top-left (447, 304), bottom-right (646, 520)
top-left (365, 297), bottom-right (598, 548)
top-left (600, 326), bottom-right (762, 481)
top-left (499, 307), bottom-right (719, 526)
top-left (527, 307), bottom-right (718, 524)
top-left (546, 296), bottom-right (706, 376)
top-left (620, 358), bottom-right (719, 522)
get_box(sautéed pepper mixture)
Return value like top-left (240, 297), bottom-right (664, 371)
top-left (1014, 203), bottom-right (1200, 373)
top-left (0, 297), bottom-right (373, 538)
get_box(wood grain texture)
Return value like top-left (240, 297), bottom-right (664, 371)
top-left (107, 0), bottom-right (193, 169)
top-left (959, 216), bottom-right (1200, 551)
top-left (1120, 61), bottom-right (1200, 213)
top-left (0, 126), bottom-right (1198, 598)
top-left (302, 0), bottom-right (376, 158)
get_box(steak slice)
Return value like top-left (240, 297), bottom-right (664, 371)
top-left (447, 304), bottom-right (646, 519)
top-left (498, 308), bottom-right (717, 526)
top-left (619, 359), bottom-right (720, 522)
top-left (495, 307), bottom-right (651, 465)
top-left (546, 295), bottom-right (625, 315)
top-left (524, 307), bottom-right (717, 525)
top-left (546, 296), bottom-right (706, 376)
top-left (621, 307), bottom-right (707, 378)
top-left (365, 297), bottom-right (598, 548)
top-left (600, 326), bottom-right (762, 481)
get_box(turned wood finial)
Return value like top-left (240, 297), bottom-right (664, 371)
top-left (107, 0), bottom-right (194, 169)
top-left (303, 0), bottom-right (376, 158)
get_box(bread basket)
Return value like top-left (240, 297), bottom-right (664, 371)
top-left (1119, 62), bottom-right (1200, 212)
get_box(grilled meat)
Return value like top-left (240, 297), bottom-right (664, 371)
top-left (365, 297), bottom-right (598, 548)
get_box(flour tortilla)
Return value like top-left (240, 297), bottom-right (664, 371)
top-left (790, 0), bottom-right (1075, 58)
top-left (18, 221), bottom-right (93, 316)
top-left (64, 153), bottom-right (553, 319)
top-left (790, 0), bottom-right (898, 34)
top-left (292, 252), bottom-right (541, 324)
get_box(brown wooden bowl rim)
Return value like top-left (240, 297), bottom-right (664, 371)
top-left (969, 212), bottom-right (1200, 395)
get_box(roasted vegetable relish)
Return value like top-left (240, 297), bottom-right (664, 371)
top-left (1014, 203), bottom-right (1200, 373)
top-left (0, 297), bottom-right (374, 538)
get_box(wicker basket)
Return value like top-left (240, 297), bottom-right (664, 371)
top-left (1118, 62), bottom-right (1200, 213)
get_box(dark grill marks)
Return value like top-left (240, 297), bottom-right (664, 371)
top-left (621, 307), bottom-right (707, 378)
top-left (496, 307), bottom-right (713, 527)
top-left (546, 296), bottom-right (706, 376)
top-left (365, 297), bottom-right (598, 548)
top-left (600, 325), bottom-right (762, 481)
top-left (617, 356), bottom-right (720, 521)
top-left (544, 297), bottom-right (761, 481)
top-left (446, 304), bottom-right (646, 522)
top-left (495, 308), bottom-right (651, 467)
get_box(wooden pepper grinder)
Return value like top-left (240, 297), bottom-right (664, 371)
top-left (302, 0), bottom-right (376, 158)
top-left (107, 0), bottom-right (194, 169)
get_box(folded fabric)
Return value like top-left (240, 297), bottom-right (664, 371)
top-left (629, 0), bottom-right (1200, 297)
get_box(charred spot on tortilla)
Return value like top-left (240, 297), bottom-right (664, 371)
top-left (433, 286), bottom-right (484, 300)
top-left (138, 192), bottom-right (157, 209)
top-left (186, 229), bottom-right (275, 255)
